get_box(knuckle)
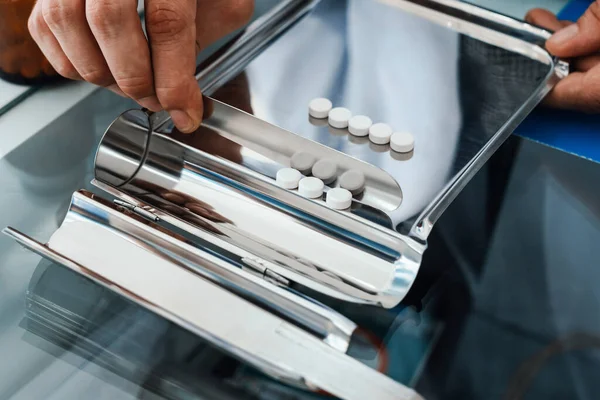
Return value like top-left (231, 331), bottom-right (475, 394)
top-left (54, 61), bottom-right (79, 80)
top-left (86, 0), bottom-right (125, 38)
top-left (41, 0), bottom-right (80, 29)
top-left (146, 3), bottom-right (190, 43)
top-left (115, 75), bottom-right (154, 98)
top-left (80, 68), bottom-right (113, 86)
top-left (27, 11), bottom-right (42, 37)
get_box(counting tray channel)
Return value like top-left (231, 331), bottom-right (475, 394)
top-left (93, 106), bottom-right (423, 308)
top-left (201, 99), bottom-right (403, 212)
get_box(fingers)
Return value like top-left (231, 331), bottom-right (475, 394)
top-left (195, 0), bottom-right (254, 51)
top-left (525, 8), bottom-right (566, 31)
top-left (28, 0), bottom-right (81, 80)
top-left (29, 0), bottom-right (151, 101)
top-left (40, 0), bottom-right (114, 87)
top-left (86, 0), bottom-right (161, 111)
top-left (544, 67), bottom-right (600, 112)
top-left (573, 55), bottom-right (600, 72)
top-left (546, 0), bottom-right (600, 58)
top-left (145, 0), bottom-right (202, 133)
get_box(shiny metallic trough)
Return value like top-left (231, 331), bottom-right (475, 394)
top-left (3, 224), bottom-right (421, 400)
top-left (2, 0), bottom-right (571, 397)
top-left (95, 105), bottom-right (423, 309)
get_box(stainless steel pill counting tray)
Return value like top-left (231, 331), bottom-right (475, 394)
top-left (4, 0), bottom-right (567, 398)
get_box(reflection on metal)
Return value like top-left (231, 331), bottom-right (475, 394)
top-left (203, 100), bottom-right (403, 211)
top-left (379, 0), bottom-right (556, 64)
top-left (3, 224), bottom-right (421, 400)
top-left (373, 0), bottom-right (569, 240)
top-left (95, 108), bottom-right (423, 308)
top-left (20, 191), bottom-right (357, 352)
top-left (3, 0), bottom-right (569, 397)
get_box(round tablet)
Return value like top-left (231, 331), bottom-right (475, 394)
top-left (328, 107), bottom-right (352, 129)
top-left (326, 188), bottom-right (353, 210)
top-left (391, 131), bottom-right (415, 153)
top-left (369, 123), bottom-right (393, 145)
top-left (298, 177), bottom-right (324, 199)
top-left (308, 98), bottom-right (333, 119)
top-left (276, 168), bottom-right (302, 189)
top-left (290, 151), bottom-right (317, 175)
top-left (339, 169), bottom-right (366, 195)
top-left (312, 159), bottom-right (338, 184)
top-left (348, 115), bottom-right (372, 137)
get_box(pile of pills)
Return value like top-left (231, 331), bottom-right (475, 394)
top-left (275, 150), bottom-right (367, 211)
top-left (308, 97), bottom-right (415, 154)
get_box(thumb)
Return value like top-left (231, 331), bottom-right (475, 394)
top-left (547, 0), bottom-right (600, 57)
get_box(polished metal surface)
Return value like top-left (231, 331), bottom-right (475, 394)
top-left (94, 113), bottom-right (423, 308)
top-left (1, 1), bottom-right (570, 397)
top-left (94, 109), bottom-right (151, 187)
top-left (237, 0), bottom-right (567, 238)
top-left (371, 0), bottom-right (569, 240)
top-left (92, 0), bottom-right (567, 309)
top-left (3, 225), bottom-right (422, 400)
top-left (203, 99), bottom-right (403, 211)
top-left (20, 190), bottom-right (357, 353)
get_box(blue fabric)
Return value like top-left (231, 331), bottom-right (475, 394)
top-left (516, 0), bottom-right (600, 164)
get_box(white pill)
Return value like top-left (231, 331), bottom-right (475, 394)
top-left (369, 123), bottom-right (393, 145)
top-left (309, 98), bottom-right (333, 119)
top-left (390, 131), bottom-right (415, 153)
top-left (348, 115), bottom-right (372, 137)
top-left (328, 107), bottom-right (352, 129)
top-left (276, 168), bottom-right (302, 189)
top-left (298, 177), bottom-right (324, 199)
top-left (326, 188), bottom-right (353, 210)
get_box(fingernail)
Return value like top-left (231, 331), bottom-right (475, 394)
top-left (170, 109), bottom-right (196, 133)
top-left (139, 96), bottom-right (162, 112)
top-left (548, 24), bottom-right (579, 46)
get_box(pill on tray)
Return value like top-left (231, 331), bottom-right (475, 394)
top-left (312, 159), bottom-right (338, 184)
top-left (326, 188), bottom-right (353, 210)
top-left (276, 168), bottom-right (302, 189)
top-left (309, 98), bottom-right (333, 118)
top-left (290, 151), bottom-right (317, 175)
top-left (298, 177), bottom-right (324, 198)
top-left (390, 131), bottom-right (415, 153)
top-left (328, 107), bottom-right (352, 129)
top-left (348, 115), bottom-right (372, 137)
top-left (369, 123), bottom-right (393, 145)
top-left (339, 170), bottom-right (366, 195)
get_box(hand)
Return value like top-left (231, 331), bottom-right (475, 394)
top-left (28, 0), bottom-right (254, 132)
top-left (526, 3), bottom-right (600, 112)
top-left (169, 72), bottom-right (252, 163)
